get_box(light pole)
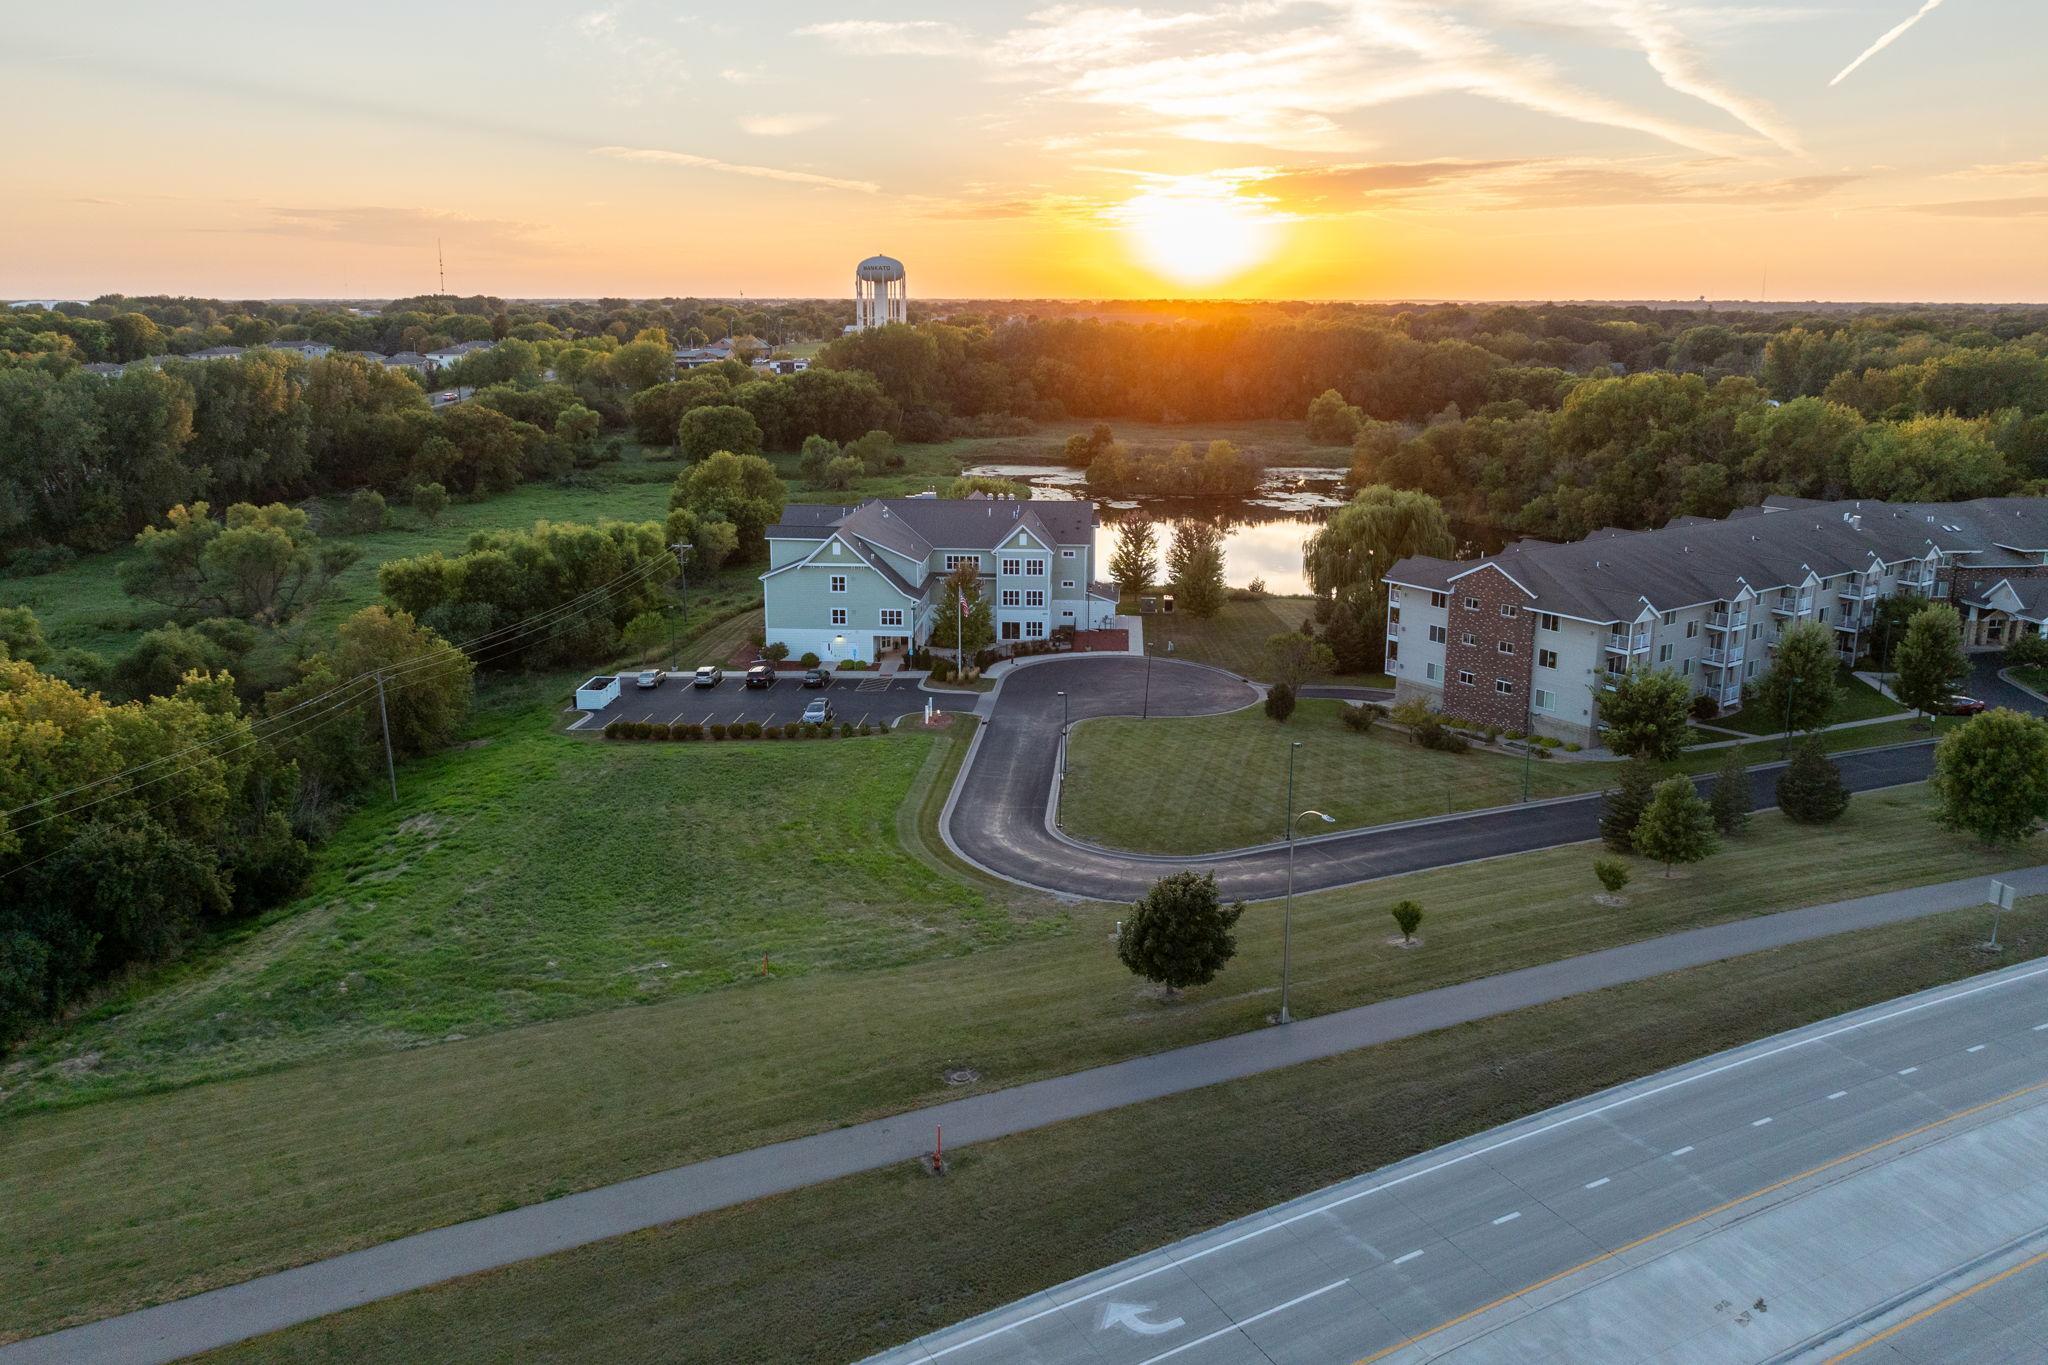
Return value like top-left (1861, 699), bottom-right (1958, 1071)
top-left (1141, 641), bottom-right (1153, 720)
top-left (1058, 690), bottom-right (1069, 777)
top-left (667, 541), bottom-right (692, 666)
top-left (1281, 740), bottom-right (1335, 1025)
top-left (1782, 673), bottom-right (1802, 759)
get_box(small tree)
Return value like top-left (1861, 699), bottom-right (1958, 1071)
top-left (1931, 708), bottom-right (2048, 846)
top-left (1633, 776), bottom-right (1717, 877)
top-left (1264, 681), bottom-right (1297, 722)
top-left (1306, 388), bottom-right (1362, 444)
top-left (1709, 745), bottom-right (1753, 836)
top-left (1593, 857), bottom-right (1631, 895)
top-left (2005, 632), bottom-right (2048, 668)
top-left (1893, 603), bottom-right (1970, 720)
top-left (1322, 602), bottom-right (1372, 674)
top-left (411, 481), bottom-right (448, 524)
top-left (1167, 519), bottom-right (1227, 619)
top-left (1599, 758), bottom-right (1659, 852)
top-left (1264, 632), bottom-right (1334, 689)
top-left (1776, 736), bottom-right (1850, 824)
top-left (1116, 871), bottom-right (1244, 997)
top-left (1752, 622), bottom-right (1839, 734)
top-left (1109, 518), bottom-right (1157, 602)
top-left (1388, 899), bottom-right (1423, 943)
top-left (1597, 667), bottom-right (1692, 760)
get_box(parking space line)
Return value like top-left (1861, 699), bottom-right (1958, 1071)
top-left (1491, 1211), bottom-right (1520, 1226)
top-left (1968, 1044), bottom-right (1987, 1054)
top-left (1134, 1280), bottom-right (1350, 1365)
top-left (1584, 1177), bottom-right (1610, 1190)
top-left (1898, 1067), bottom-right (1919, 1076)
top-left (1393, 1250), bottom-right (1425, 1266)
top-left (1670, 1146), bottom-right (1694, 1157)
top-left (1828, 1091), bottom-right (1849, 1100)
top-left (1751, 1117), bottom-right (1773, 1128)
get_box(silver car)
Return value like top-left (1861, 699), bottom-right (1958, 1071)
top-left (802, 698), bottom-right (834, 724)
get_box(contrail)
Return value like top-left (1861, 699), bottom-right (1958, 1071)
top-left (1830, 0), bottom-right (1950, 86)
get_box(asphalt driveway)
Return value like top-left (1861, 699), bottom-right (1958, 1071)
top-left (575, 673), bottom-right (976, 730)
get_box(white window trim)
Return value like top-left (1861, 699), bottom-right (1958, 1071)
top-left (1061, 579), bottom-right (1076, 589)
top-left (829, 574), bottom-right (847, 594)
top-left (830, 608), bottom-right (848, 626)
top-left (879, 608), bottom-right (905, 627)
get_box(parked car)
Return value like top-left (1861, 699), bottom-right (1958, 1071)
top-left (1936, 694), bottom-right (1988, 716)
top-left (744, 663), bottom-right (775, 688)
top-left (693, 665), bottom-right (723, 688)
top-left (634, 668), bottom-right (664, 690)
top-left (802, 698), bottom-right (834, 724)
top-left (801, 668), bottom-right (830, 688)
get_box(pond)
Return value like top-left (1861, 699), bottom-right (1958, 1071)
top-left (963, 462), bottom-right (1503, 595)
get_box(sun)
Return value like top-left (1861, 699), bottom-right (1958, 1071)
top-left (1116, 181), bottom-right (1281, 288)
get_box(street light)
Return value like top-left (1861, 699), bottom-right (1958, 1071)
top-left (1141, 641), bottom-right (1153, 720)
top-left (1058, 690), bottom-right (1069, 777)
top-left (1281, 740), bottom-right (1336, 1026)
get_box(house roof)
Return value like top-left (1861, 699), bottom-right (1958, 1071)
top-left (764, 495), bottom-right (1096, 554)
top-left (1962, 576), bottom-right (2048, 622)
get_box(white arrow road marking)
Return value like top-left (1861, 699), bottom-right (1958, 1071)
top-left (1134, 1281), bottom-right (1351, 1365)
top-left (1098, 1302), bottom-right (1185, 1336)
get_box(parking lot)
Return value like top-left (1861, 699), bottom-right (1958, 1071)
top-left (571, 671), bottom-right (979, 731)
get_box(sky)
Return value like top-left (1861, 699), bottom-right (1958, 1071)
top-left (4, 0), bottom-right (2044, 302)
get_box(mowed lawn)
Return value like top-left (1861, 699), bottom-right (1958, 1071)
top-left (1131, 596), bottom-right (1391, 687)
top-left (1712, 664), bottom-right (1905, 735)
top-left (215, 896), bottom-right (2048, 1365)
top-left (3, 785), bottom-right (2035, 1340)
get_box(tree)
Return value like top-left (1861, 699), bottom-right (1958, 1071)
top-left (843, 429), bottom-right (899, 474)
top-left (1865, 592), bottom-right (1922, 670)
top-left (2005, 632), bottom-right (2048, 668)
top-left (1167, 519), bottom-right (1226, 618)
top-left (1893, 603), bottom-right (1969, 719)
top-left (1322, 601), bottom-right (1373, 674)
top-left (1264, 681), bottom-right (1297, 722)
top-left (1597, 668), bottom-right (1692, 761)
top-left (1264, 632), bottom-right (1333, 689)
top-left (1116, 871), bottom-right (1243, 997)
top-left (939, 560), bottom-right (995, 657)
top-left (1776, 737), bottom-right (1850, 824)
top-left (120, 501), bottom-right (359, 627)
top-left (1600, 758), bottom-right (1659, 852)
top-left (668, 450), bottom-right (784, 560)
top-left (411, 481), bottom-right (448, 524)
top-left (1593, 857), bottom-right (1630, 895)
top-left (797, 433), bottom-right (840, 485)
top-left (677, 404), bottom-right (764, 462)
top-left (1633, 776), bottom-right (1716, 877)
top-left (1389, 899), bottom-right (1423, 943)
top-left (1752, 622), bottom-right (1838, 734)
top-left (1109, 518), bottom-right (1156, 601)
top-left (1062, 422), bottom-right (1115, 469)
top-left (108, 623), bottom-right (249, 702)
top-left (1304, 486), bottom-right (1454, 626)
top-left (0, 606), bottom-right (50, 666)
top-left (1306, 388), bottom-right (1362, 444)
top-left (1931, 709), bottom-right (2048, 846)
top-left (1709, 746), bottom-right (1752, 835)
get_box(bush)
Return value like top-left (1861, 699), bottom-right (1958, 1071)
top-left (837, 659), bottom-right (867, 671)
top-left (928, 658), bottom-right (956, 682)
top-left (1594, 857), bottom-right (1631, 894)
top-left (1421, 727), bottom-right (1469, 754)
top-left (783, 721), bottom-right (801, 739)
top-left (1388, 899), bottom-right (1423, 943)
top-left (799, 651), bottom-right (820, 668)
top-left (1264, 681), bottom-right (1297, 722)
top-left (1689, 692), bottom-right (1720, 721)
top-left (345, 488), bottom-right (388, 534)
top-left (650, 722), bottom-right (673, 741)
top-left (2005, 633), bottom-right (2048, 668)
top-left (858, 721), bottom-right (872, 736)
top-left (744, 721), bottom-right (763, 739)
top-left (1563, 741), bottom-right (1582, 752)
top-left (762, 641), bottom-right (790, 662)
top-left (603, 720), bottom-right (622, 739)
top-left (709, 722), bottom-right (728, 740)
top-left (1341, 704), bottom-right (1377, 734)
top-left (840, 722), bottom-right (854, 737)
top-left (3, 544), bottom-right (78, 577)
top-left (762, 726), bottom-right (780, 740)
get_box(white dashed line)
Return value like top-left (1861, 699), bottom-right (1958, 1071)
top-left (1899, 1067), bottom-right (1919, 1076)
top-left (1492, 1211), bottom-right (1521, 1226)
top-left (1827, 1091), bottom-right (1849, 1100)
top-left (1584, 1177), bottom-right (1610, 1190)
top-left (2034, 1023), bottom-right (2048, 1032)
top-left (1671, 1145), bottom-right (1695, 1157)
top-left (1393, 1250), bottom-right (1425, 1266)
top-left (1751, 1117), bottom-right (1773, 1128)
top-left (1968, 1045), bottom-right (1987, 1054)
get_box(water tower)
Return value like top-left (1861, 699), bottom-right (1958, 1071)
top-left (853, 254), bottom-right (907, 330)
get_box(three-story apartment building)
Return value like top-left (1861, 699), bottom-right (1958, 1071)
top-left (760, 494), bottom-right (1118, 663)
top-left (1385, 496), bottom-right (2048, 747)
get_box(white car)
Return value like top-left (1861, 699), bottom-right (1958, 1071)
top-left (693, 665), bottom-right (724, 688)
top-left (634, 669), bottom-right (664, 689)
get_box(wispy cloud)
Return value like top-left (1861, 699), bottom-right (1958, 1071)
top-left (1915, 195), bottom-right (2048, 218)
top-left (1831, 0), bottom-right (1949, 86)
top-left (592, 145), bottom-right (879, 193)
top-left (220, 206), bottom-right (559, 257)
top-left (794, 19), bottom-right (973, 57)
top-left (572, 3), bottom-right (689, 102)
top-left (738, 113), bottom-right (836, 137)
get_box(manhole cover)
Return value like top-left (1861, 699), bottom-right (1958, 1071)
top-left (943, 1067), bottom-right (981, 1086)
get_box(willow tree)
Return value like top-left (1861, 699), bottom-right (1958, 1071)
top-left (1304, 486), bottom-right (1455, 659)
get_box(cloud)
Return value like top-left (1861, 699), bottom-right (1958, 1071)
top-left (592, 145), bottom-right (879, 193)
top-left (223, 206), bottom-right (558, 257)
top-left (1915, 196), bottom-right (2048, 219)
top-left (1481, 164), bottom-right (1860, 209)
top-left (719, 66), bottom-right (763, 85)
top-left (1960, 156), bottom-right (2048, 179)
top-left (738, 112), bottom-right (836, 137)
top-left (1256, 159), bottom-right (1530, 209)
top-left (1831, 0), bottom-right (1949, 87)
top-left (794, 19), bottom-right (973, 57)
top-left (572, 3), bottom-right (689, 102)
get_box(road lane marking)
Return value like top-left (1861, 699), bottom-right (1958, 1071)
top-left (1492, 1212), bottom-right (1521, 1226)
top-left (1135, 1280), bottom-right (1350, 1365)
top-left (1898, 1067), bottom-right (1919, 1076)
top-left (1821, 1247), bottom-right (2048, 1363)
top-left (1584, 1178), bottom-right (1610, 1190)
top-left (918, 963), bottom-right (2048, 1363)
top-left (1828, 1091), bottom-right (1849, 1100)
top-left (2034, 1022), bottom-right (2048, 1031)
top-left (1968, 1045), bottom-right (1987, 1053)
top-left (1751, 1117), bottom-right (1773, 1128)
top-left (1351, 1076), bottom-right (2048, 1365)
top-left (1393, 1251), bottom-right (1424, 1266)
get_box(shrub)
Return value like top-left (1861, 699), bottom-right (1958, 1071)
top-left (345, 488), bottom-right (388, 533)
top-left (1418, 723), bottom-right (1468, 754)
top-left (650, 722), bottom-right (673, 741)
top-left (783, 721), bottom-right (800, 739)
top-left (762, 726), bottom-right (779, 740)
top-left (1689, 692), bottom-right (1720, 721)
top-left (1264, 681), bottom-right (1297, 722)
top-left (1388, 900), bottom-right (1423, 943)
top-left (1390, 696), bottom-right (1433, 730)
top-left (3, 544), bottom-right (78, 577)
top-left (1341, 704), bottom-right (1377, 734)
top-left (709, 723), bottom-right (728, 740)
top-left (858, 721), bottom-right (872, 736)
top-left (744, 721), bottom-right (763, 739)
top-left (762, 641), bottom-right (791, 662)
top-left (1563, 741), bottom-right (1582, 752)
top-left (799, 651), bottom-right (821, 668)
top-left (603, 720), bottom-right (622, 739)
top-left (840, 722), bottom-right (854, 737)
top-left (837, 659), bottom-right (866, 671)
top-left (1594, 857), bottom-right (1631, 894)
top-left (2005, 633), bottom-right (2048, 668)
top-left (411, 481), bottom-right (448, 524)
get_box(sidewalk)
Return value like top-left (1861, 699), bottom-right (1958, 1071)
top-left (10, 867), bottom-right (2045, 1365)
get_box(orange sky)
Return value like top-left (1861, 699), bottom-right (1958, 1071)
top-left (5, 2), bottom-right (2045, 301)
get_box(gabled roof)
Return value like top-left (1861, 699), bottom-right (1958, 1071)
top-left (763, 495), bottom-right (1097, 554)
top-left (758, 529), bottom-right (921, 599)
top-left (1962, 576), bottom-right (2048, 622)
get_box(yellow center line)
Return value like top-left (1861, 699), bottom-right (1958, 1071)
top-left (1822, 1246), bottom-right (2048, 1362)
top-left (1354, 1077), bottom-right (2048, 1364)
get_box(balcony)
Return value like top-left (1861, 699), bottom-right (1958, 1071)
top-left (1605, 630), bottom-right (1651, 655)
top-left (1770, 597), bottom-right (1813, 618)
top-left (1706, 611), bottom-right (1747, 631)
top-left (1701, 646), bottom-right (1743, 669)
top-left (1715, 686), bottom-right (1743, 708)
top-left (1839, 583), bottom-right (1877, 603)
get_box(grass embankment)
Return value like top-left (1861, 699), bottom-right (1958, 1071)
top-left (1711, 664), bottom-right (1905, 735)
top-left (1125, 596), bottom-right (1391, 687)
top-left (2008, 665), bottom-right (2048, 697)
top-left (3, 786), bottom-right (2032, 1340)
top-left (214, 895), bottom-right (2048, 1365)
top-left (1062, 697), bottom-right (1954, 854)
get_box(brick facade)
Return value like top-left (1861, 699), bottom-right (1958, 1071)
top-left (1438, 566), bottom-right (1537, 730)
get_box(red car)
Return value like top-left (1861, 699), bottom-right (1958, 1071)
top-left (1935, 695), bottom-right (1988, 716)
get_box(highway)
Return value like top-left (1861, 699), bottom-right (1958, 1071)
top-left (863, 958), bottom-right (2048, 1365)
top-left (948, 656), bottom-right (1938, 902)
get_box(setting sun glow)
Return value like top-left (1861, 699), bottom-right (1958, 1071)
top-left (1116, 182), bottom-right (1282, 288)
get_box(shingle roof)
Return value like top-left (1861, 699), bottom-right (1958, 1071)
top-left (764, 496), bottom-right (1096, 553)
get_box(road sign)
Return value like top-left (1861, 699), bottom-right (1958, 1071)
top-left (1098, 1302), bottom-right (1184, 1336)
top-left (1988, 879), bottom-right (2017, 910)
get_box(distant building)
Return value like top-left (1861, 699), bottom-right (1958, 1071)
top-left (382, 351), bottom-right (433, 373)
top-left (263, 339), bottom-right (334, 359)
top-left (424, 339), bottom-right (496, 367)
top-left (78, 362), bottom-right (124, 377)
top-left (183, 346), bottom-right (247, 361)
top-left (852, 254), bottom-right (907, 331)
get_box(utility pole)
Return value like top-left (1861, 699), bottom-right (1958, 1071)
top-left (668, 542), bottom-right (692, 665)
top-left (437, 238), bottom-right (445, 296)
top-left (374, 672), bottom-right (398, 802)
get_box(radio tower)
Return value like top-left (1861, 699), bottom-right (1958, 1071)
top-left (438, 238), bottom-right (446, 296)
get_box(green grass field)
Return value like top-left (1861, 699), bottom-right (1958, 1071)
top-left (213, 894), bottom-right (2048, 1364)
top-left (1712, 663), bottom-right (1905, 735)
top-left (3, 783), bottom-right (2032, 1341)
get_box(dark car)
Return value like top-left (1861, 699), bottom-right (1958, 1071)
top-left (1936, 694), bottom-right (1988, 716)
top-left (744, 664), bottom-right (776, 689)
top-left (801, 668), bottom-right (830, 688)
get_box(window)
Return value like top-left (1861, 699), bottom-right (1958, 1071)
top-left (1387, 640), bottom-right (1399, 661)
top-left (829, 574), bottom-right (847, 594)
top-left (830, 608), bottom-right (847, 626)
top-left (944, 554), bottom-right (977, 572)
top-left (1000, 621), bottom-right (1021, 640)
top-left (1430, 591), bottom-right (1448, 609)
top-left (1025, 559), bottom-right (1045, 575)
top-left (1024, 590), bottom-right (1045, 607)
top-left (1000, 558), bottom-right (1022, 576)
top-left (1464, 596), bottom-right (1481, 611)
top-left (1817, 606), bottom-right (1829, 624)
top-left (1426, 662), bottom-right (1442, 682)
top-left (1538, 648), bottom-right (1558, 669)
top-left (830, 541), bottom-right (842, 556)
top-left (1533, 687), bottom-right (1555, 712)
top-left (1685, 620), bottom-right (1699, 639)
top-left (1750, 623), bottom-right (1761, 640)
top-left (1660, 610), bottom-right (1675, 626)
top-left (1062, 548), bottom-right (1076, 559)
top-left (1457, 670), bottom-right (1475, 686)
top-left (1682, 659), bottom-right (1693, 675)
top-left (1497, 640), bottom-right (1515, 655)
top-left (1024, 620), bottom-right (1044, 639)
top-left (1389, 605), bottom-right (1402, 624)
top-left (1499, 604), bottom-right (1519, 619)
top-left (1000, 589), bottom-right (1021, 607)
top-left (1460, 631), bottom-right (1476, 647)
top-left (1746, 660), bottom-right (1757, 678)
top-left (1061, 579), bottom-right (1076, 589)
top-left (1539, 612), bottom-right (1560, 631)
top-left (1657, 643), bottom-right (1672, 663)
top-left (879, 609), bottom-right (904, 627)
top-left (1495, 679), bottom-right (1514, 695)
top-left (1429, 625), bottom-right (1447, 644)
